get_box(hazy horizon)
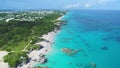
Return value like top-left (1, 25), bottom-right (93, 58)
top-left (1, 0), bottom-right (120, 10)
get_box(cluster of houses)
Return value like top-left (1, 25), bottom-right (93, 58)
top-left (0, 10), bottom-right (60, 22)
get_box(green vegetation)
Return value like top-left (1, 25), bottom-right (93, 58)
top-left (0, 13), bottom-right (8, 17)
top-left (26, 44), bottom-right (43, 50)
top-left (0, 10), bottom-right (66, 67)
top-left (4, 51), bottom-right (28, 67)
top-left (0, 11), bottom-right (65, 51)
top-left (34, 66), bottom-right (43, 68)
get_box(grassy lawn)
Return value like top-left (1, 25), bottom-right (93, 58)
top-left (2, 40), bottom-right (29, 51)
top-left (26, 44), bottom-right (42, 51)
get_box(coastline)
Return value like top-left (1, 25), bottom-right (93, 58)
top-left (0, 15), bottom-right (64, 68)
top-left (19, 15), bottom-right (64, 68)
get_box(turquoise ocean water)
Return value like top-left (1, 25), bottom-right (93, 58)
top-left (39, 10), bottom-right (120, 68)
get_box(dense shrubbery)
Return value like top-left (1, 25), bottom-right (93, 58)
top-left (0, 13), bottom-right (8, 17)
top-left (4, 51), bottom-right (29, 67)
top-left (0, 11), bottom-right (63, 51)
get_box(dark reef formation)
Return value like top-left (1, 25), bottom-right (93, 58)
top-left (61, 48), bottom-right (82, 56)
top-left (101, 46), bottom-right (109, 50)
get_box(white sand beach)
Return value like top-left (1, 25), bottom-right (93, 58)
top-left (57, 15), bottom-right (64, 20)
top-left (0, 51), bottom-right (9, 68)
top-left (20, 16), bottom-right (64, 68)
top-left (20, 30), bottom-right (59, 68)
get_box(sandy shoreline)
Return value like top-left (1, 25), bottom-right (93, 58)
top-left (57, 15), bottom-right (64, 20)
top-left (19, 15), bottom-right (64, 68)
top-left (20, 30), bottom-right (59, 68)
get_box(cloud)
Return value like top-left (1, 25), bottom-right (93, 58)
top-left (64, 3), bottom-right (80, 9)
top-left (98, 0), bottom-right (116, 4)
top-left (99, 0), bottom-right (112, 3)
top-left (84, 3), bottom-right (92, 8)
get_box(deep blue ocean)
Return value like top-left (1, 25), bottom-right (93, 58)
top-left (39, 10), bottom-right (120, 68)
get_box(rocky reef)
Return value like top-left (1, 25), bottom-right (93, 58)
top-left (61, 48), bottom-right (83, 56)
top-left (101, 46), bottom-right (109, 50)
top-left (39, 54), bottom-right (47, 64)
top-left (84, 62), bottom-right (96, 68)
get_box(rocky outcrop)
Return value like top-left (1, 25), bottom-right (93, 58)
top-left (39, 54), bottom-right (47, 64)
top-left (39, 57), bottom-right (47, 64)
top-left (61, 48), bottom-right (81, 56)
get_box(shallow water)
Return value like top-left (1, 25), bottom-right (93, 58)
top-left (38, 10), bottom-right (120, 68)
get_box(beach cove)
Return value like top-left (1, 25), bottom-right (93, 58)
top-left (38, 10), bottom-right (120, 68)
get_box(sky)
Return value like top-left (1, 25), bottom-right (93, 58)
top-left (0, 0), bottom-right (120, 10)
